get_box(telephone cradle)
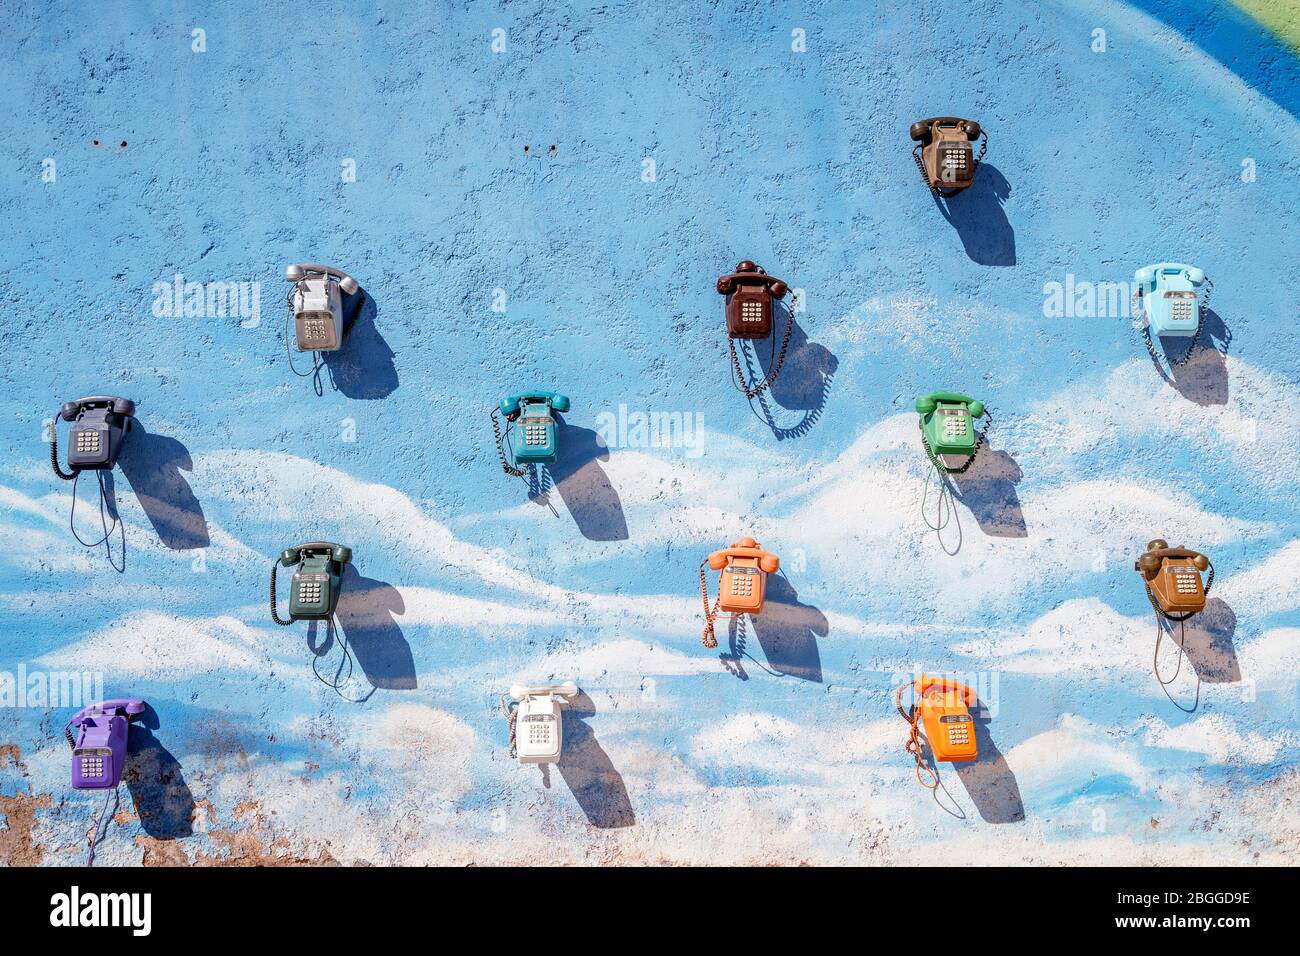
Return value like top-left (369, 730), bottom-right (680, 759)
top-left (1132, 263), bottom-right (1213, 374)
top-left (916, 391), bottom-right (991, 474)
top-left (66, 698), bottom-right (146, 791)
top-left (895, 675), bottom-right (978, 788)
top-left (502, 682), bottom-right (579, 764)
top-left (492, 390), bottom-right (570, 477)
top-left (716, 261), bottom-right (796, 399)
top-left (699, 537), bottom-right (781, 648)
top-left (270, 541), bottom-right (353, 626)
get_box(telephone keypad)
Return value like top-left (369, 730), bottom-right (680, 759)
top-left (74, 429), bottom-right (101, 454)
top-left (78, 756), bottom-right (105, 778)
top-left (522, 418), bottom-right (550, 446)
top-left (1170, 298), bottom-right (1195, 321)
top-left (938, 144), bottom-right (973, 182)
top-left (740, 300), bottom-right (765, 324)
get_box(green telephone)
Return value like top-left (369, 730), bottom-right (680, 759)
top-left (916, 391), bottom-right (990, 472)
top-left (270, 542), bottom-right (353, 625)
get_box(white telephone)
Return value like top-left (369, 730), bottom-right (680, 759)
top-left (505, 682), bottom-right (579, 764)
top-left (284, 263), bottom-right (358, 354)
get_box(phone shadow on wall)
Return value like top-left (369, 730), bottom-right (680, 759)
top-left (124, 703), bottom-right (195, 840)
top-left (743, 308), bottom-right (840, 440)
top-left (1156, 598), bottom-right (1240, 712)
top-left (950, 448), bottom-right (1027, 539)
top-left (1152, 309), bottom-right (1231, 406)
top-left (721, 574), bottom-right (828, 683)
top-left (548, 691), bottom-right (635, 829)
top-left (319, 286), bottom-right (399, 400)
top-left (932, 162), bottom-right (1015, 267)
top-left (952, 712), bottom-right (1025, 824)
top-left (116, 425), bottom-right (210, 551)
top-left (528, 420), bottom-right (628, 541)
top-left (328, 566), bottom-right (416, 695)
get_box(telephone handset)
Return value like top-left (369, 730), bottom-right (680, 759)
top-left (270, 541), bottom-right (353, 625)
top-left (916, 391), bottom-right (990, 474)
top-left (284, 263), bottom-right (359, 356)
top-left (502, 682), bottom-right (579, 764)
top-left (491, 390), bottom-right (571, 476)
top-left (49, 395), bottom-right (136, 567)
top-left (910, 117), bottom-right (986, 192)
top-left (1135, 539), bottom-right (1213, 621)
top-left (895, 675), bottom-right (978, 788)
top-left (65, 698), bottom-right (145, 790)
top-left (716, 261), bottom-right (796, 399)
top-left (1133, 263), bottom-right (1213, 373)
top-left (699, 537), bottom-right (781, 648)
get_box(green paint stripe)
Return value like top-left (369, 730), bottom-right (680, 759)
top-left (1234, 0), bottom-right (1300, 51)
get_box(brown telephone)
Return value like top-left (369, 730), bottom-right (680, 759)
top-left (716, 261), bottom-right (795, 399)
top-left (699, 537), bottom-right (780, 648)
top-left (1135, 539), bottom-right (1214, 621)
top-left (909, 117), bottom-right (986, 193)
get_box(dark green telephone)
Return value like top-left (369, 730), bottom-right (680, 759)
top-left (270, 542), bottom-right (352, 625)
top-left (916, 391), bottom-right (991, 474)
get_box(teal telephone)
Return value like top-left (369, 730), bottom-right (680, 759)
top-left (492, 391), bottom-right (570, 476)
top-left (1133, 263), bottom-right (1212, 371)
top-left (270, 542), bottom-right (352, 625)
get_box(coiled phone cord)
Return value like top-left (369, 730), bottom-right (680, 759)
top-left (269, 562), bottom-right (293, 626)
top-left (914, 130), bottom-right (987, 193)
top-left (730, 292), bottom-right (796, 399)
top-left (895, 682), bottom-right (939, 790)
top-left (699, 561), bottom-right (722, 649)
top-left (1134, 278), bottom-right (1212, 375)
top-left (50, 418), bottom-right (76, 480)
top-left (490, 407), bottom-right (529, 477)
top-left (499, 696), bottom-right (518, 759)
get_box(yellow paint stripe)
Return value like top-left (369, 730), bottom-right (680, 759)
top-left (1233, 0), bottom-right (1300, 51)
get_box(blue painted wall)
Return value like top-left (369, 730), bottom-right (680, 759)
top-left (0, 0), bottom-right (1297, 864)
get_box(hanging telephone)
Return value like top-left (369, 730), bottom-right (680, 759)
top-left (501, 682), bottom-right (579, 764)
top-left (270, 541), bottom-right (353, 626)
top-left (699, 537), bottom-right (781, 648)
top-left (1135, 539), bottom-right (1213, 621)
top-left (917, 392), bottom-right (991, 473)
top-left (910, 117), bottom-right (986, 193)
top-left (895, 675), bottom-right (978, 788)
top-left (284, 263), bottom-right (359, 360)
top-left (716, 261), bottom-right (796, 399)
top-left (66, 698), bottom-right (145, 791)
top-left (1133, 263), bottom-right (1212, 373)
top-left (491, 391), bottom-right (571, 477)
top-left (49, 396), bottom-right (136, 567)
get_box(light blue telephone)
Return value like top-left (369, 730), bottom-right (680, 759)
top-left (1133, 263), bottom-right (1212, 370)
top-left (492, 391), bottom-right (571, 476)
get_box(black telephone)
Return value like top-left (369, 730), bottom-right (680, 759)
top-left (49, 395), bottom-right (136, 568)
top-left (270, 541), bottom-right (353, 625)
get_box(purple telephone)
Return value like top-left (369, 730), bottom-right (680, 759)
top-left (66, 698), bottom-right (145, 790)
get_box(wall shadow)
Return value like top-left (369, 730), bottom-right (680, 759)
top-left (952, 709), bottom-right (1025, 824)
top-left (334, 566), bottom-right (416, 690)
top-left (117, 425), bottom-right (210, 550)
top-left (544, 420), bottom-right (628, 541)
top-left (1164, 309), bottom-right (1230, 406)
top-left (950, 448), bottom-right (1027, 538)
top-left (322, 286), bottom-right (399, 400)
top-left (722, 574), bottom-right (827, 682)
top-left (1176, 598), bottom-right (1240, 684)
top-left (750, 308), bottom-right (839, 440)
top-left (933, 162), bottom-right (1015, 266)
top-left (555, 691), bottom-right (635, 829)
top-left (123, 703), bottom-right (194, 840)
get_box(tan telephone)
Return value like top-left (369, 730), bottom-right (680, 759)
top-left (699, 537), bottom-right (780, 648)
top-left (909, 117), bottom-right (986, 193)
top-left (1135, 539), bottom-right (1214, 621)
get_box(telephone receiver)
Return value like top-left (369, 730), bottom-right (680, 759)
top-left (509, 681), bottom-right (579, 702)
top-left (280, 541), bottom-right (354, 566)
top-left (706, 540), bottom-right (781, 573)
top-left (1136, 538), bottom-right (1210, 574)
top-left (284, 263), bottom-right (359, 295)
top-left (915, 391), bottom-right (984, 418)
top-left (909, 116), bottom-right (982, 144)
top-left (69, 698), bottom-right (146, 726)
top-left (60, 395), bottom-right (136, 421)
top-left (715, 260), bottom-right (789, 299)
top-left (1135, 263), bottom-right (1205, 289)
top-left (499, 391), bottom-right (571, 419)
top-left (914, 674), bottom-right (977, 707)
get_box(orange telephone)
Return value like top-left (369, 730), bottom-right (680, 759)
top-left (1135, 539), bottom-right (1213, 621)
top-left (699, 537), bottom-right (780, 648)
top-left (895, 674), bottom-right (978, 788)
